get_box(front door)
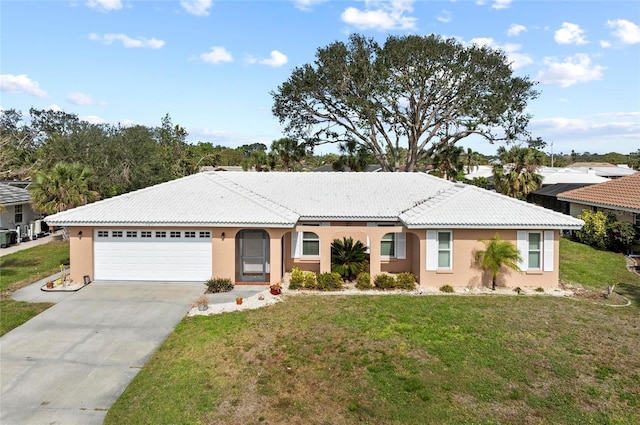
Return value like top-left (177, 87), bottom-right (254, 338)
top-left (238, 230), bottom-right (269, 282)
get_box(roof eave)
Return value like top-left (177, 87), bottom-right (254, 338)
top-left (44, 221), bottom-right (296, 228)
top-left (402, 224), bottom-right (584, 230)
top-left (556, 198), bottom-right (640, 214)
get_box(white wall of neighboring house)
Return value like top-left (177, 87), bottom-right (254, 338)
top-left (0, 203), bottom-right (39, 236)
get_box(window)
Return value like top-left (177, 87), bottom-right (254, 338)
top-left (112, 231), bottom-right (123, 238)
top-left (14, 205), bottom-right (23, 223)
top-left (126, 231), bottom-right (137, 238)
top-left (170, 231), bottom-right (181, 238)
top-left (155, 231), bottom-right (166, 238)
top-left (517, 231), bottom-right (554, 272)
top-left (527, 232), bottom-right (542, 270)
top-left (426, 230), bottom-right (452, 271)
top-left (302, 232), bottom-right (320, 256)
top-left (141, 231), bottom-right (152, 238)
top-left (185, 231), bottom-right (196, 238)
top-left (437, 231), bottom-right (452, 269)
top-left (97, 230), bottom-right (108, 238)
top-left (381, 233), bottom-right (395, 257)
top-left (199, 231), bottom-right (211, 238)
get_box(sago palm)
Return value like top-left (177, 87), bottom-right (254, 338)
top-left (331, 237), bottom-right (368, 280)
top-left (475, 234), bottom-right (521, 290)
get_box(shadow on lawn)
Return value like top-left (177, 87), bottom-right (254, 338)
top-left (617, 282), bottom-right (640, 308)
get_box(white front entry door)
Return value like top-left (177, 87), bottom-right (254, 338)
top-left (94, 229), bottom-right (212, 281)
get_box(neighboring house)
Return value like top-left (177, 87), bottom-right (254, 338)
top-left (199, 166), bottom-right (250, 172)
top-left (45, 172), bottom-right (583, 288)
top-left (566, 162), bottom-right (638, 179)
top-left (0, 183), bottom-right (39, 237)
top-left (313, 164), bottom-right (383, 172)
top-left (557, 172), bottom-right (640, 250)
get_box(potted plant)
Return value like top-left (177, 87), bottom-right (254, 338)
top-left (195, 295), bottom-right (209, 311)
top-left (235, 297), bottom-right (243, 305)
top-left (270, 282), bottom-right (282, 295)
top-left (46, 281), bottom-right (54, 289)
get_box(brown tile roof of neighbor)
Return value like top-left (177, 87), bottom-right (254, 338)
top-left (557, 172), bottom-right (640, 212)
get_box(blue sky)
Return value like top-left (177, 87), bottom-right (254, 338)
top-left (1, 0), bottom-right (639, 156)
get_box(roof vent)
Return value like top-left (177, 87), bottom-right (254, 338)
top-left (454, 182), bottom-right (466, 188)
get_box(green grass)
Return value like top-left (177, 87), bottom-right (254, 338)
top-left (0, 300), bottom-right (54, 336)
top-left (0, 241), bottom-right (69, 334)
top-left (560, 238), bottom-right (640, 306)
top-left (105, 296), bottom-right (640, 425)
top-left (0, 241), bottom-right (70, 292)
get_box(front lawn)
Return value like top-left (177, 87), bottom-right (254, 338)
top-left (106, 297), bottom-right (640, 424)
top-left (0, 241), bottom-right (68, 335)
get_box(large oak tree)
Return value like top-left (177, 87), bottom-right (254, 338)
top-left (272, 34), bottom-right (538, 172)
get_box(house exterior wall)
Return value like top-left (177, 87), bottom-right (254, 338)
top-left (568, 202), bottom-right (637, 225)
top-left (0, 203), bottom-right (38, 235)
top-left (68, 225), bottom-right (560, 288)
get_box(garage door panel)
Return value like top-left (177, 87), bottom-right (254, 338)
top-left (94, 230), bottom-right (212, 282)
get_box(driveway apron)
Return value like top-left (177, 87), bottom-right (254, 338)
top-left (1, 282), bottom-right (205, 425)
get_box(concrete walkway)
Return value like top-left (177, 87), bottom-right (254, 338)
top-left (1, 279), bottom-right (266, 424)
top-left (0, 231), bottom-right (63, 257)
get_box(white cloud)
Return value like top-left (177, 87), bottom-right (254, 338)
top-left (0, 74), bottom-right (47, 97)
top-left (86, 0), bottom-right (122, 12)
top-left (48, 104), bottom-right (63, 112)
top-left (67, 92), bottom-right (95, 105)
top-left (491, 0), bottom-right (511, 10)
top-left (200, 46), bottom-right (233, 64)
top-left (507, 24), bottom-right (526, 37)
top-left (536, 54), bottom-right (605, 87)
top-left (554, 22), bottom-right (588, 45)
top-left (259, 50), bottom-right (288, 67)
top-left (81, 115), bottom-right (107, 124)
top-left (436, 10), bottom-right (452, 23)
top-left (469, 38), bottom-right (533, 70)
top-left (293, 0), bottom-right (328, 11)
top-left (600, 40), bottom-right (612, 48)
top-left (607, 19), bottom-right (640, 44)
top-left (341, 0), bottom-right (417, 31)
top-left (89, 33), bottom-right (165, 49)
top-left (180, 0), bottom-right (212, 17)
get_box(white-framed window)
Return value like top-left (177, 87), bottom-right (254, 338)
top-left (199, 231), bottom-right (211, 238)
top-left (517, 230), bottom-right (554, 272)
top-left (381, 233), bottom-right (395, 257)
top-left (112, 231), bottom-right (123, 238)
top-left (170, 231), bottom-right (181, 238)
top-left (426, 230), bottom-right (452, 271)
top-left (141, 231), bottom-right (152, 238)
top-left (155, 231), bottom-right (166, 238)
top-left (302, 232), bottom-right (320, 256)
top-left (97, 230), bottom-right (109, 238)
top-left (126, 231), bottom-right (137, 238)
top-left (185, 231), bottom-right (196, 238)
top-left (14, 204), bottom-right (23, 223)
top-left (437, 231), bottom-right (452, 269)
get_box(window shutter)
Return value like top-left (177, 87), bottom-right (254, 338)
top-left (426, 230), bottom-right (437, 270)
top-left (395, 232), bottom-right (406, 259)
top-left (291, 232), bottom-right (302, 259)
top-left (543, 231), bottom-right (554, 272)
top-left (516, 231), bottom-right (527, 271)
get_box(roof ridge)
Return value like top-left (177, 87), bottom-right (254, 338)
top-left (203, 172), bottom-right (300, 222)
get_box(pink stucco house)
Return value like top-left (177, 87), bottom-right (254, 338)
top-left (45, 172), bottom-right (583, 288)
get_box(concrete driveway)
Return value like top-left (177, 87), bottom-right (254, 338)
top-left (0, 281), bottom-right (205, 424)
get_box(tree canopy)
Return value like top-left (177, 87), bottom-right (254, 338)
top-left (272, 33), bottom-right (539, 172)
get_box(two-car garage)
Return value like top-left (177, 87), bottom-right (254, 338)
top-left (93, 229), bottom-right (212, 282)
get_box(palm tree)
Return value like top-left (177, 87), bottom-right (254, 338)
top-left (475, 234), bottom-right (521, 290)
top-left (338, 139), bottom-right (372, 172)
top-left (270, 137), bottom-right (309, 171)
top-left (331, 237), bottom-right (369, 280)
top-left (492, 146), bottom-right (543, 200)
top-left (462, 148), bottom-right (480, 174)
top-left (29, 162), bottom-right (100, 231)
top-left (432, 145), bottom-right (464, 180)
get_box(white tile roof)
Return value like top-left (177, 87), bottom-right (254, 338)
top-left (400, 183), bottom-right (584, 229)
top-left (46, 172), bottom-right (584, 229)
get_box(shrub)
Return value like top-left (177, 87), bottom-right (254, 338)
top-left (396, 272), bottom-right (416, 290)
top-left (316, 272), bottom-right (344, 291)
top-left (331, 237), bottom-right (369, 280)
top-left (374, 274), bottom-right (396, 290)
top-left (513, 287), bottom-right (522, 294)
top-left (355, 272), bottom-right (373, 290)
top-left (535, 287), bottom-right (545, 293)
top-left (439, 284), bottom-right (454, 293)
top-left (205, 277), bottom-right (234, 293)
top-left (303, 271), bottom-right (317, 289)
top-left (289, 267), bottom-right (305, 290)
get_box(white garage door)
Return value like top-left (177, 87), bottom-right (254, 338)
top-left (94, 229), bottom-right (212, 281)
